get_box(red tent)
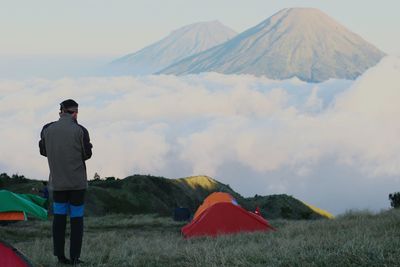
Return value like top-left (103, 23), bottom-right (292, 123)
top-left (182, 193), bottom-right (275, 238)
top-left (0, 240), bottom-right (33, 267)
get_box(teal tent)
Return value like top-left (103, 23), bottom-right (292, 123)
top-left (0, 190), bottom-right (48, 220)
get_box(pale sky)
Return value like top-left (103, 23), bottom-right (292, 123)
top-left (1, 0), bottom-right (400, 56)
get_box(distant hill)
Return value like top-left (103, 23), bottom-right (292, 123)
top-left (85, 175), bottom-right (239, 216)
top-left (108, 21), bottom-right (237, 75)
top-left (0, 173), bottom-right (332, 220)
top-left (159, 8), bottom-right (385, 82)
top-left (245, 194), bottom-right (333, 220)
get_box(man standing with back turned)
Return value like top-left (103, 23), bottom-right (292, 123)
top-left (39, 99), bottom-right (93, 265)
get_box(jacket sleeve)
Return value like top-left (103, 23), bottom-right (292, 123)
top-left (39, 123), bottom-right (53, 157)
top-left (80, 125), bottom-right (93, 160)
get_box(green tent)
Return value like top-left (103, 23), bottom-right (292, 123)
top-left (0, 190), bottom-right (48, 220)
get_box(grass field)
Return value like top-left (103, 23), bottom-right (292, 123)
top-left (1, 209), bottom-right (400, 267)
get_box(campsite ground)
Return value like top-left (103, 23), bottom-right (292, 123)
top-left (1, 209), bottom-right (399, 267)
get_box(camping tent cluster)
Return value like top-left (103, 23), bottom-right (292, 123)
top-left (1, 190), bottom-right (273, 263)
top-left (182, 192), bottom-right (275, 238)
top-left (0, 190), bottom-right (48, 222)
top-left (0, 190), bottom-right (47, 266)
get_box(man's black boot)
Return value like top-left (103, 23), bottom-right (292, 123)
top-left (57, 256), bottom-right (71, 264)
top-left (71, 258), bottom-right (85, 265)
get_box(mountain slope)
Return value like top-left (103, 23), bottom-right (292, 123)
top-left (246, 194), bottom-right (332, 220)
top-left (86, 175), bottom-right (241, 216)
top-left (303, 202), bottom-right (334, 219)
top-left (160, 8), bottom-right (385, 82)
top-left (109, 21), bottom-right (237, 75)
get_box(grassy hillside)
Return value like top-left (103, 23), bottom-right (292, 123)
top-left (0, 209), bottom-right (399, 266)
top-left (86, 175), bottom-right (239, 216)
top-left (1, 173), bottom-right (331, 219)
top-left (244, 194), bottom-right (333, 220)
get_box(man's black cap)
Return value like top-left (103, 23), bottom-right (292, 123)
top-left (60, 99), bottom-right (78, 112)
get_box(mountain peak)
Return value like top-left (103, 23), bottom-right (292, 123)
top-left (108, 21), bottom-right (237, 75)
top-left (183, 20), bottom-right (224, 26)
top-left (160, 8), bottom-right (385, 82)
top-left (175, 175), bottom-right (218, 190)
top-left (274, 7), bottom-right (333, 18)
top-left (286, 7), bottom-right (325, 12)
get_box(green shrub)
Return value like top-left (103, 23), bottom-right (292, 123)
top-left (389, 192), bottom-right (400, 208)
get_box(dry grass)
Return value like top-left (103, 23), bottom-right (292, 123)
top-left (1, 209), bottom-right (400, 267)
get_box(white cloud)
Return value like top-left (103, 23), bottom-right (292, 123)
top-left (0, 56), bottom-right (399, 214)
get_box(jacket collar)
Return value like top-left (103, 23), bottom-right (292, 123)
top-left (59, 113), bottom-right (77, 123)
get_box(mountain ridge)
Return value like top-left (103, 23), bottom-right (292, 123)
top-left (0, 173), bottom-right (332, 220)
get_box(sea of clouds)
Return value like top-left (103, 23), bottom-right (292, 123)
top-left (1, 56), bottom-right (399, 214)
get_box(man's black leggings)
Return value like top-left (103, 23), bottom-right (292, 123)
top-left (52, 190), bottom-right (85, 260)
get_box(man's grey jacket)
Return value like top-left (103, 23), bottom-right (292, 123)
top-left (39, 113), bottom-right (93, 191)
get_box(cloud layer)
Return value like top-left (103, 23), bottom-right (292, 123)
top-left (1, 56), bottom-right (399, 214)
